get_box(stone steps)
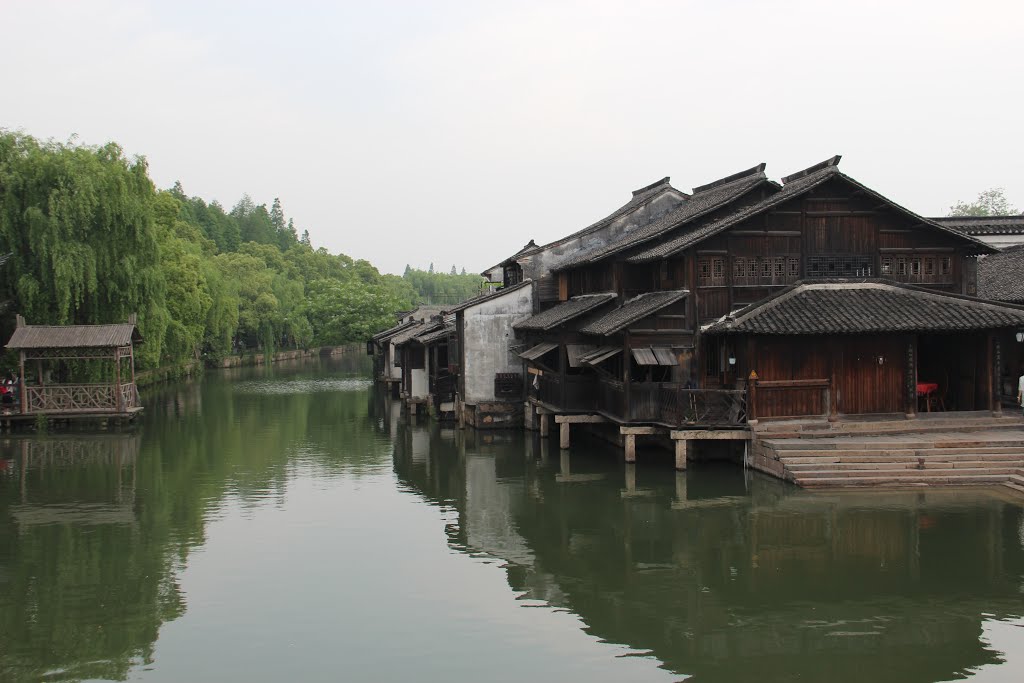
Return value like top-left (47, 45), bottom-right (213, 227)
top-left (793, 466), bottom-right (1021, 479)
top-left (764, 438), bottom-right (1024, 451)
top-left (786, 459), bottom-right (1024, 472)
top-left (795, 473), bottom-right (1011, 488)
top-left (757, 418), bottom-right (1024, 440)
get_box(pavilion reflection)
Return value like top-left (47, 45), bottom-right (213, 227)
top-left (392, 419), bottom-right (1024, 683)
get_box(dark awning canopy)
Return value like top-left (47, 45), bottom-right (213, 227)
top-left (518, 341), bottom-right (559, 361)
top-left (631, 347), bottom-right (679, 366)
top-left (579, 346), bottom-right (621, 366)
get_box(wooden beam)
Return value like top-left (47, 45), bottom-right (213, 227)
top-left (620, 426), bottom-right (665, 435)
top-left (670, 430), bottom-right (750, 440)
top-left (555, 414), bottom-right (607, 424)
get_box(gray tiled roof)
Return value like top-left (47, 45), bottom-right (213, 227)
top-left (513, 292), bottom-right (616, 331)
top-left (979, 245), bottom-right (1024, 303)
top-left (371, 319), bottom-right (418, 342)
top-left (705, 281), bottom-right (1024, 335)
top-left (7, 323), bottom-right (141, 349)
top-left (627, 160), bottom-right (996, 263)
top-left (444, 279), bottom-right (533, 314)
top-left (413, 324), bottom-right (455, 345)
top-left (579, 290), bottom-right (688, 336)
top-left (544, 177), bottom-right (680, 250)
top-left (388, 322), bottom-right (428, 346)
top-left (932, 216), bottom-right (1024, 236)
top-left (553, 166), bottom-right (769, 272)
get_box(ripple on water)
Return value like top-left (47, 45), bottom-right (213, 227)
top-left (232, 377), bottom-right (371, 395)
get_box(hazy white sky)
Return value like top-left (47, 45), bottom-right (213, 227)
top-left (3, 0), bottom-right (1021, 274)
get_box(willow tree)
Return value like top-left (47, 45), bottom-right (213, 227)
top-left (0, 132), bottom-right (169, 366)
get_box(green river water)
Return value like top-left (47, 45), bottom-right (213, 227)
top-left (0, 356), bottom-right (1022, 682)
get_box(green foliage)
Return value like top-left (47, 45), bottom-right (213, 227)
top-left (401, 266), bottom-right (484, 305)
top-left (0, 130), bottom-right (484, 366)
top-left (948, 188), bottom-right (1018, 217)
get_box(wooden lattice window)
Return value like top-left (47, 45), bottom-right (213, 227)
top-left (883, 253), bottom-right (954, 284)
top-left (806, 255), bottom-right (873, 279)
top-left (697, 257), bottom-right (726, 287)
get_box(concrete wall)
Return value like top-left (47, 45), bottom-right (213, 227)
top-left (463, 284), bottom-right (534, 404)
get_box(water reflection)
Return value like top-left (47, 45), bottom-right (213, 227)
top-left (391, 410), bottom-right (1024, 683)
top-left (0, 354), bottom-right (382, 683)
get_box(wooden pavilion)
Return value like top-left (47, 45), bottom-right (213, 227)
top-left (5, 314), bottom-right (143, 420)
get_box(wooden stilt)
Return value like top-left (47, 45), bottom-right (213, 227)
top-left (624, 434), bottom-right (636, 463)
top-left (559, 422), bottom-right (570, 450)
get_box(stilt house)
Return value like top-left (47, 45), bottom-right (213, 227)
top-left (515, 156), bottom-right (1024, 426)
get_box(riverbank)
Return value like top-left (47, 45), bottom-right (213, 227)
top-left (135, 345), bottom-right (360, 388)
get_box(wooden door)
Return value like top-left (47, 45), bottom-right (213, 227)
top-left (840, 336), bottom-right (903, 415)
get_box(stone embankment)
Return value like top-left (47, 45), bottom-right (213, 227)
top-left (750, 414), bottom-right (1024, 496)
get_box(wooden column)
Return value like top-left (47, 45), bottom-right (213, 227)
top-left (904, 336), bottom-right (917, 419)
top-left (992, 334), bottom-right (1002, 416)
top-left (623, 336), bottom-right (632, 422)
top-left (115, 347), bottom-right (124, 413)
top-left (747, 373), bottom-right (758, 424)
top-left (18, 351), bottom-right (26, 414)
top-left (828, 337), bottom-right (840, 421)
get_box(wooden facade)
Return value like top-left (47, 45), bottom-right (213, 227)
top-left (513, 157), bottom-right (1024, 425)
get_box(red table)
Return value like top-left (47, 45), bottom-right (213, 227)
top-left (917, 383), bottom-right (939, 411)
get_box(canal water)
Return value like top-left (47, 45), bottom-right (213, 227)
top-left (1, 356), bottom-right (1022, 683)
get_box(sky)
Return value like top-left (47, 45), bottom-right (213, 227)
top-left (3, 0), bottom-right (1022, 275)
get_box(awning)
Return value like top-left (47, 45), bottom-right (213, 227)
top-left (652, 347), bottom-right (679, 366)
top-left (631, 346), bottom-right (679, 366)
top-left (566, 344), bottom-right (598, 368)
top-left (518, 341), bottom-right (558, 361)
top-left (579, 346), bottom-right (621, 366)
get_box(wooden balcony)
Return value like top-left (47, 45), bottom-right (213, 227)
top-left (534, 374), bottom-right (747, 427)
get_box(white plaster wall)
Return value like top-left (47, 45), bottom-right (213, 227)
top-left (463, 284), bottom-right (534, 404)
top-left (387, 344), bottom-right (401, 380)
top-left (410, 368), bottom-right (428, 399)
top-left (980, 235), bottom-right (1024, 249)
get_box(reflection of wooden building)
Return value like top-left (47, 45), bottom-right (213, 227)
top-left (4, 315), bottom-right (143, 420)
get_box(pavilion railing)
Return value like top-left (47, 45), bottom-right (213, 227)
top-left (24, 383), bottom-right (140, 414)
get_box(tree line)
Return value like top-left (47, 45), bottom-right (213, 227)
top-left (0, 131), bottom-right (483, 370)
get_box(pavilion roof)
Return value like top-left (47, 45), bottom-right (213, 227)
top-left (6, 322), bottom-right (141, 350)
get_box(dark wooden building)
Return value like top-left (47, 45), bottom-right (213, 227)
top-left (515, 156), bottom-right (1024, 426)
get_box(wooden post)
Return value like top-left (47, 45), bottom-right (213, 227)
top-left (539, 412), bottom-right (549, 438)
top-left (747, 371), bottom-right (758, 424)
top-left (674, 439), bottom-right (688, 470)
top-left (905, 336), bottom-right (917, 419)
top-left (992, 334), bottom-right (1002, 417)
top-left (624, 433), bottom-right (636, 463)
top-left (559, 422), bottom-right (570, 450)
top-left (828, 337), bottom-right (840, 421)
top-left (18, 351), bottom-right (26, 414)
top-left (114, 347), bottom-right (124, 413)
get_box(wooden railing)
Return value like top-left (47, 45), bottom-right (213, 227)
top-left (597, 378), bottom-right (747, 427)
top-left (534, 373), bottom-right (597, 411)
top-left (660, 386), bottom-right (747, 426)
top-left (24, 383), bottom-right (140, 414)
top-left (750, 379), bottom-right (830, 420)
